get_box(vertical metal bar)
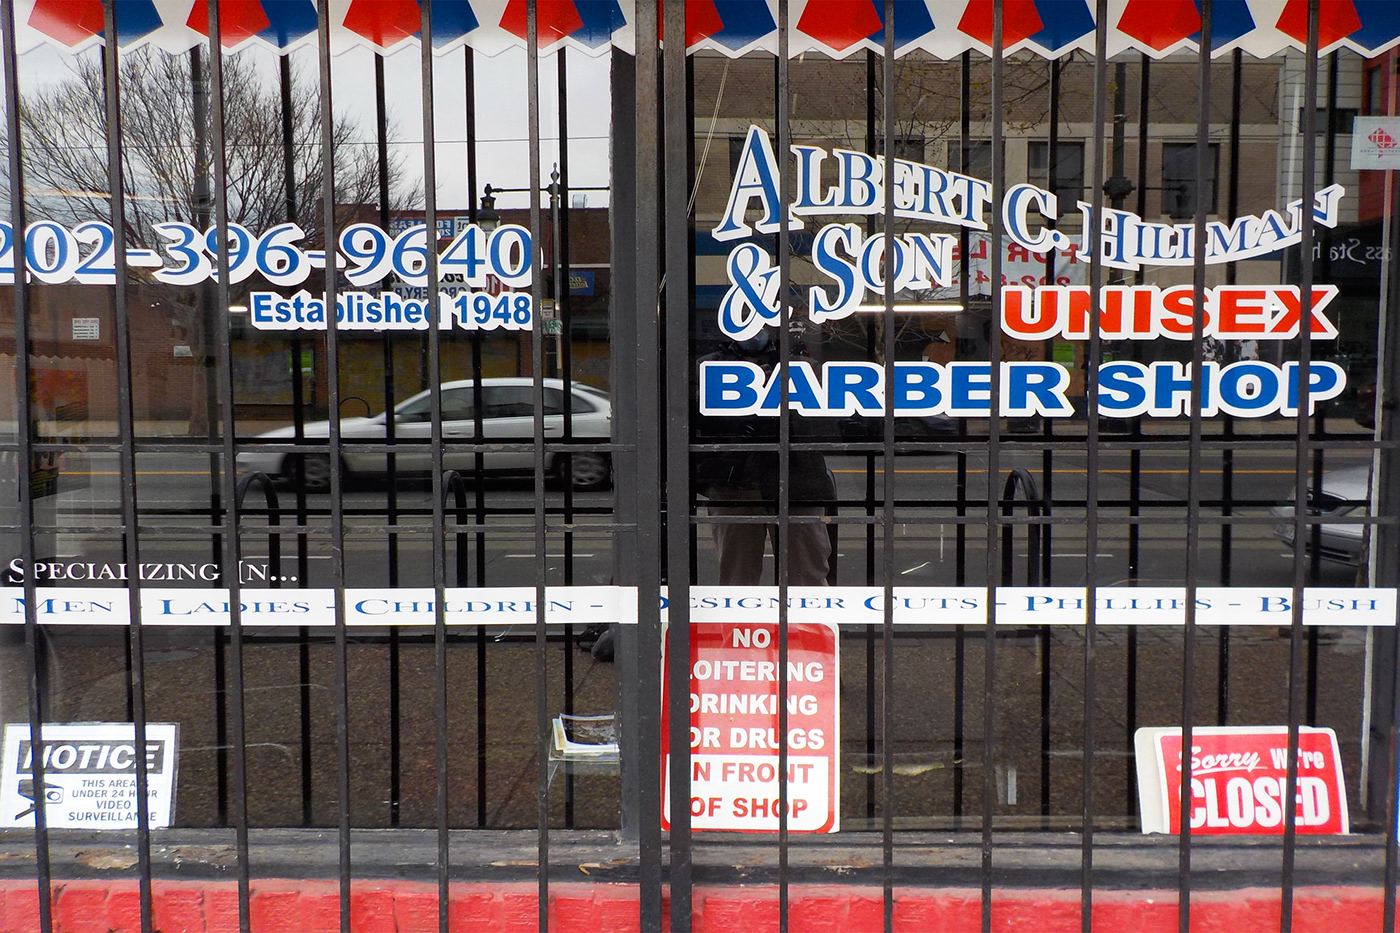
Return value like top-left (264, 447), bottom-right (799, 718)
top-left (1036, 55), bottom-right (1062, 823)
top-left (1218, 47), bottom-right (1243, 728)
top-left (277, 53), bottom-right (315, 828)
top-left (556, 47), bottom-right (577, 828)
top-left (880, 5), bottom-right (897, 931)
top-left (775, 4), bottom-right (793, 928)
top-left (610, 48), bottom-right (642, 845)
top-left (1282, 4), bottom-right (1320, 929)
top-left (374, 51), bottom-right (404, 828)
top-left (214, 622), bottom-right (228, 824)
top-left (632, 1), bottom-right (665, 923)
top-left (313, 3), bottom-right (352, 928)
top-left (1178, 5), bottom-right (1213, 931)
top-left (0, 8), bottom-right (54, 931)
top-left (1306, 50), bottom-right (1340, 729)
top-left (204, 7), bottom-right (253, 929)
top-left (662, 4), bottom-right (692, 929)
top-left (954, 49), bottom-right (973, 824)
top-left (1381, 55), bottom-right (1400, 933)
top-left (415, 5), bottom-right (452, 930)
top-left (525, 5), bottom-right (551, 929)
top-left (464, 46), bottom-right (491, 828)
top-left (190, 46), bottom-right (223, 611)
top-left (190, 39), bottom-right (230, 828)
top-left (98, 4), bottom-right (155, 928)
top-left (1126, 53), bottom-right (1150, 817)
top-left (863, 48), bottom-right (878, 823)
top-left (983, 5), bottom-right (1005, 931)
top-left (1081, 5), bottom-right (1109, 927)
top-left (1040, 57), bottom-right (1061, 595)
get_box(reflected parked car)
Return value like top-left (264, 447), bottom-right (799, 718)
top-left (236, 378), bottom-right (612, 491)
top-left (1271, 465), bottom-right (1371, 564)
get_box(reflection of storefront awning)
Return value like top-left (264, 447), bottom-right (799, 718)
top-left (15, 0), bottom-right (1400, 62)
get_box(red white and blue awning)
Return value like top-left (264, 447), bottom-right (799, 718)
top-left (6, 0), bottom-right (1400, 61)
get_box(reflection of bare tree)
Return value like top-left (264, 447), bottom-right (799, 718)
top-left (837, 54), bottom-right (1094, 166)
top-left (808, 54), bottom-right (1095, 365)
top-left (7, 48), bottom-right (409, 432)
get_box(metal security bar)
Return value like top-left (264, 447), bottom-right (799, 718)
top-left (1, 0), bottom-right (1399, 932)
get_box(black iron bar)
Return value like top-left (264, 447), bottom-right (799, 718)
top-left (556, 45), bottom-right (577, 829)
top-left (983, 5), bottom-right (1005, 932)
top-left (375, 51), bottom-right (404, 828)
top-left (633, 1), bottom-right (665, 924)
top-left (1036, 54), bottom-right (1063, 825)
top-left (524, 5), bottom-right (552, 929)
top-left (1307, 50), bottom-right (1341, 728)
top-left (1126, 54), bottom-right (1148, 810)
top-left (1040, 57), bottom-right (1060, 593)
top-left (1218, 48), bottom-right (1243, 728)
top-left (1178, 5), bottom-right (1213, 930)
top-left (775, 5), bottom-right (793, 929)
top-left (1082, 5), bottom-right (1109, 926)
top-left (276, 52), bottom-right (316, 828)
top-left (955, 48), bottom-right (973, 824)
top-left (864, 47), bottom-right (878, 823)
top-left (99, 4), bottom-right (155, 928)
top-left (465, 44), bottom-right (491, 828)
top-left (203, 6), bottom-right (253, 928)
top-left (662, 1), bottom-right (693, 929)
top-left (416, 4), bottom-right (452, 930)
top-left (1282, 3), bottom-right (1321, 929)
top-left (190, 43), bottom-right (231, 828)
top-left (0, 7), bottom-right (54, 930)
top-left (313, 3), bottom-right (352, 928)
top-left (881, 4), bottom-right (897, 930)
top-left (1381, 54), bottom-right (1400, 933)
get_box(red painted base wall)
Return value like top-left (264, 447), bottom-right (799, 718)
top-left (0, 880), bottom-right (1384, 932)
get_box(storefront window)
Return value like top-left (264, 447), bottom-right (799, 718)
top-left (2, 3), bottom-right (1399, 928)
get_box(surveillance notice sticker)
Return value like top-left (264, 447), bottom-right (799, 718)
top-left (0, 723), bottom-right (178, 829)
top-left (662, 621), bottom-right (840, 833)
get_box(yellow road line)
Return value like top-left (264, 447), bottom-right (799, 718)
top-left (73, 471), bottom-right (216, 476)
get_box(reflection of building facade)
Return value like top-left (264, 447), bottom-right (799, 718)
top-left (691, 51), bottom-right (1381, 415)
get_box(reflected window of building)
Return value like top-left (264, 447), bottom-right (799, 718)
top-left (956, 140), bottom-right (998, 179)
top-left (1027, 140), bottom-right (1085, 209)
top-left (1161, 141), bottom-right (1219, 218)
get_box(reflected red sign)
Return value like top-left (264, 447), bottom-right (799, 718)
top-left (661, 621), bottom-right (839, 833)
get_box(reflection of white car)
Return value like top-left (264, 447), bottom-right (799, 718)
top-left (1271, 466), bottom-right (1370, 564)
top-left (236, 378), bottom-right (612, 491)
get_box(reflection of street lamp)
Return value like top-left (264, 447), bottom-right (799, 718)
top-left (474, 174), bottom-right (607, 375)
top-left (477, 184), bottom-right (500, 232)
top-left (1102, 175), bottom-right (1194, 221)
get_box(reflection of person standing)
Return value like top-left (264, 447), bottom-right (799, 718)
top-left (695, 325), bottom-right (836, 585)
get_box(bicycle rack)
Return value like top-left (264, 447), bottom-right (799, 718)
top-left (235, 471), bottom-right (283, 586)
top-left (1000, 467), bottom-right (1043, 587)
top-left (443, 470), bottom-right (471, 587)
top-left (338, 395), bottom-right (372, 418)
top-left (998, 467), bottom-right (1053, 815)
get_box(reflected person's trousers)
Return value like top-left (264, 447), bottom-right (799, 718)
top-left (706, 488), bottom-right (831, 586)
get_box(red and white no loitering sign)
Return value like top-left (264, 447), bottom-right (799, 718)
top-left (662, 621), bottom-right (840, 833)
top-left (1135, 726), bottom-right (1348, 835)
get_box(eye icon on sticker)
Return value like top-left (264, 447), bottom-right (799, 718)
top-left (15, 779), bottom-right (63, 818)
